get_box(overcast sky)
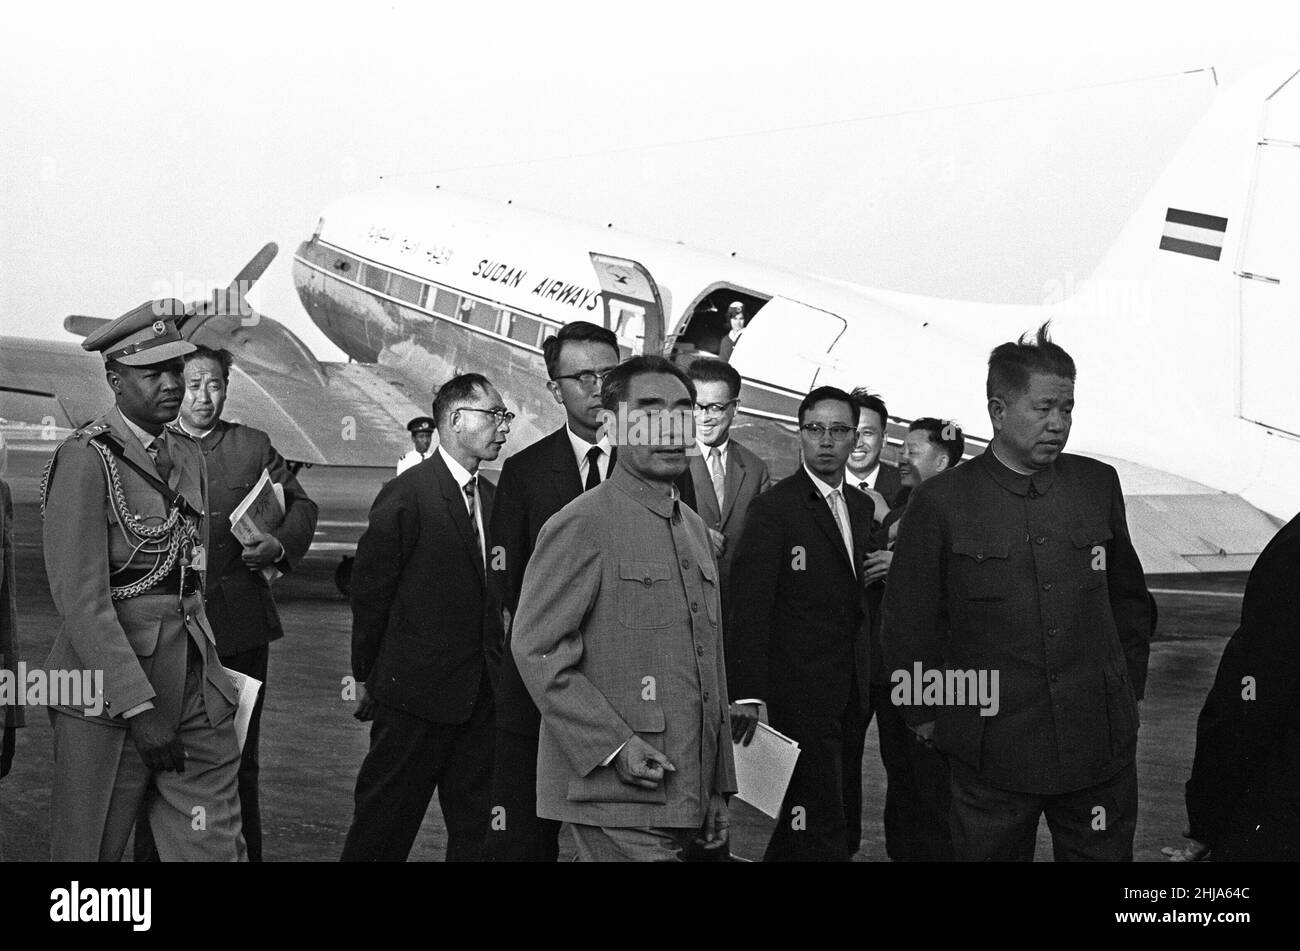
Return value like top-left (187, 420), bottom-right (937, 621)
top-left (3, 0), bottom-right (1297, 360)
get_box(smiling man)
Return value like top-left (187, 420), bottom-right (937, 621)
top-left (511, 356), bottom-right (735, 861)
top-left (882, 323), bottom-right (1152, 862)
top-left (686, 359), bottom-right (771, 612)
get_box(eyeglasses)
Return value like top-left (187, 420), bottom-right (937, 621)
top-left (694, 400), bottom-right (739, 415)
top-left (457, 406), bottom-right (515, 426)
top-left (551, 369), bottom-right (614, 388)
top-left (800, 423), bottom-right (856, 442)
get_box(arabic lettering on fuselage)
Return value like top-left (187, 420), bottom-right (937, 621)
top-left (471, 258), bottom-right (601, 312)
top-left (365, 225), bottom-right (453, 266)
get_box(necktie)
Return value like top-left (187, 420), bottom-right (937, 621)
top-left (463, 477), bottom-right (484, 568)
top-left (827, 489), bottom-right (855, 574)
top-left (148, 436), bottom-right (174, 485)
top-left (584, 446), bottom-right (604, 491)
top-left (709, 446), bottom-right (726, 510)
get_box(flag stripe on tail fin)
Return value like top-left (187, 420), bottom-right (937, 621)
top-left (1161, 207), bottom-right (1227, 260)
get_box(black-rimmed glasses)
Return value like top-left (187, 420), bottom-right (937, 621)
top-left (457, 407), bottom-right (515, 426)
top-left (800, 422), bottom-right (856, 442)
top-left (551, 369), bottom-right (614, 388)
top-left (694, 399), bottom-right (739, 415)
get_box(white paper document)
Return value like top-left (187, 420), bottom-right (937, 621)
top-left (732, 722), bottom-right (801, 819)
top-left (226, 669), bottom-right (263, 753)
top-left (228, 468), bottom-right (286, 582)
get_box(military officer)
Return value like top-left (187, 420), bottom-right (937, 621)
top-left (396, 416), bottom-right (436, 475)
top-left (42, 299), bottom-right (245, 861)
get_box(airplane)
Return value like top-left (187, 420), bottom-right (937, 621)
top-left (3, 54), bottom-right (1296, 576)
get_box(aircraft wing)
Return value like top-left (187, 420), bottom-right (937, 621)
top-left (0, 323), bottom-right (426, 468)
top-left (1089, 454), bottom-right (1282, 574)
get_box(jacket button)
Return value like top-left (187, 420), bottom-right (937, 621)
top-left (1047, 627), bottom-right (1059, 637)
top-left (691, 602), bottom-right (699, 612)
top-left (1050, 672), bottom-right (1059, 683)
top-left (696, 645), bottom-right (704, 656)
top-left (1036, 536), bottom-right (1047, 545)
top-left (643, 577), bottom-right (652, 587)
top-left (976, 553), bottom-right (984, 561)
top-left (681, 559), bottom-right (690, 569)
top-left (1041, 582), bottom-right (1053, 591)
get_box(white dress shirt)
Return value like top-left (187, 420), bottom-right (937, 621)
top-left (845, 463), bottom-right (881, 493)
top-left (437, 446), bottom-right (485, 567)
top-left (566, 427), bottom-right (613, 485)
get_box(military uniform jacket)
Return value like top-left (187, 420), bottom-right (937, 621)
top-left (881, 449), bottom-right (1151, 794)
top-left (196, 421), bottom-right (318, 655)
top-left (511, 465), bottom-right (737, 829)
top-left (42, 408), bottom-right (238, 726)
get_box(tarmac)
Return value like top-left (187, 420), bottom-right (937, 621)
top-left (0, 446), bottom-right (1249, 862)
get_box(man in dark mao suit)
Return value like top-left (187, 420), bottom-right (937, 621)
top-left (883, 324), bottom-right (1151, 862)
top-left (166, 344), bottom-right (317, 861)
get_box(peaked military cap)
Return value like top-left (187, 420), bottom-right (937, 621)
top-left (406, 416), bottom-right (436, 434)
top-left (82, 299), bottom-right (196, 366)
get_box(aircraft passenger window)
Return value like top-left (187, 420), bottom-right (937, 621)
top-left (388, 273), bottom-right (425, 306)
top-left (508, 312), bottom-right (543, 346)
top-left (360, 264), bottom-right (389, 294)
top-left (465, 299), bottom-right (498, 332)
top-left (432, 288), bottom-right (459, 317)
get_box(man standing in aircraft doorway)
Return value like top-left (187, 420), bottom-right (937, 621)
top-left (882, 324), bottom-right (1151, 861)
top-left (485, 320), bottom-right (621, 862)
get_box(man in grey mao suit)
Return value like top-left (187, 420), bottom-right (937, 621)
top-left (512, 356), bottom-right (736, 861)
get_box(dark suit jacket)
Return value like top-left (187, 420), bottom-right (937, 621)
top-left (727, 468), bottom-right (873, 718)
top-left (2, 480), bottom-right (23, 774)
top-left (490, 427), bottom-right (696, 737)
top-left (1185, 512), bottom-right (1300, 851)
top-left (687, 439), bottom-right (771, 604)
top-left (195, 421), bottom-right (318, 656)
top-left (881, 450), bottom-right (1151, 794)
top-left (874, 462), bottom-right (905, 509)
top-left (352, 451), bottom-right (501, 725)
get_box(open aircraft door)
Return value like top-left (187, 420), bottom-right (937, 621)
top-left (588, 253), bottom-right (667, 357)
top-left (728, 297), bottom-right (847, 418)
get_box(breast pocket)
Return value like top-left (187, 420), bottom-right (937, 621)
top-left (950, 535), bottom-right (1012, 600)
top-left (618, 561), bottom-right (675, 629)
top-left (1068, 523), bottom-right (1113, 592)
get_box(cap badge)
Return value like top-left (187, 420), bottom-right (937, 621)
top-left (152, 320), bottom-right (167, 336)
